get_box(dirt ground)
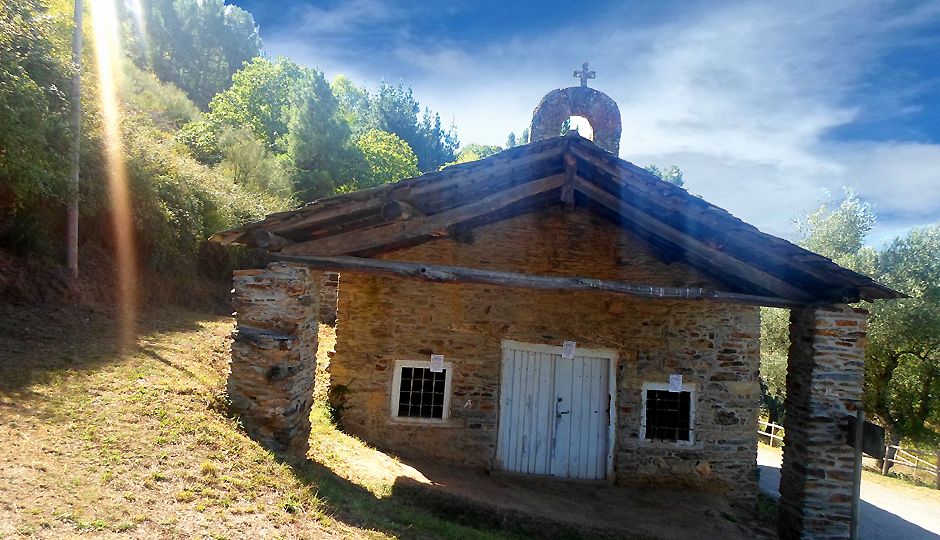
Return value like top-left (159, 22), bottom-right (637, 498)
top-left (1, 303), bottom-right (773, 539)
top-left (313, 324), bottom-right (773, 540)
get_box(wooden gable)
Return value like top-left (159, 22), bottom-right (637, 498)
top-left (211, 133), bottom-right (900, 306)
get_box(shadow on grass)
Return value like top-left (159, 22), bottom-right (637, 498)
top-left (0, 303), bottom-right (215, 403)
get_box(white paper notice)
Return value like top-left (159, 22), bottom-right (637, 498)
top-left (561, 341), bottom-right (576, 359)
top-left (668, 374), bottom-right (683, 393)
top-left (430, 354), bottom-right (445, 373)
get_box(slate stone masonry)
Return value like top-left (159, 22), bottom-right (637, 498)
top-left (329, 207), bottom-right (761, 500)
top-left (530, 85), bottom-right (622, 154)
top-left (229, 262), bottom-right (319, 455)
top-left (779, 304), bottom-right (867, 540)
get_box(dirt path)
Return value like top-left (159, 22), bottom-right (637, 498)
top-left (758, 445), bottom-right (940, 539)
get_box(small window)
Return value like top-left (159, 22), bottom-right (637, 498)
top-left (391, 360), bottom-right (453, 421)
top-left (641, 382), bottom-right (695, 443)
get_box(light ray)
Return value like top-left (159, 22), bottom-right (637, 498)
top-left (91, 0), bottom-right (138, 347)
top-left (127, 0), bottom-right (150, 67)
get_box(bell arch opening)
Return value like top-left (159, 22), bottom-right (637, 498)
top-left (561, 115), bottom-right (594, 141)
top-left (529, 86), bottom-right (621, 154)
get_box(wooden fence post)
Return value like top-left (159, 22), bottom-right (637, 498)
top-left (935, 453), bottom-right (939, 490)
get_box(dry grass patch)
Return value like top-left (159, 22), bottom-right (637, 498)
top-left (0, 305), bottom-right (515, 539)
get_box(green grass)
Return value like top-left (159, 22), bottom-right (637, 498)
top-left (0, 304), bottom-right (523, 539)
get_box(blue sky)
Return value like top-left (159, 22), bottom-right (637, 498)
top-left (230, 0), bottom-right (940, 245)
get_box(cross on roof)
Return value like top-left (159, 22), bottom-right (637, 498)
top-left (573, 62), bottom-right (596, 87)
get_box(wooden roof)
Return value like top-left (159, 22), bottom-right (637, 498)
top-left (212, 133), bottom-right (901, 304)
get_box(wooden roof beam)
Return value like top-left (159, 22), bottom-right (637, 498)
top-left (281, 173), bottom-right (567, 256)
top-left (574, 178), bottom-right (817, 302)
top-left (569, 145), bottom-right (873, 296)
top-left (214, 144), bottom-right (567, 245)
top-left (273, 254), bottom-right (808, 309)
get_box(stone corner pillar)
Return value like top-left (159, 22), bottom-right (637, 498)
top-left (779, 304), bottom-right (868, 540)
top-left (229, 262), bottom-right (319, 456)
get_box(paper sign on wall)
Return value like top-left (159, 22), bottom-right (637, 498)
top-left (430, 354), bottom-right (445, 373)
top-left (668, 374), bottom-right (683, 393)
top-left (561, 341), bottom-right (576, 359)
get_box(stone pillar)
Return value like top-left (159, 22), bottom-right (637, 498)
top-left (318, 271), bottom-right (339, 326)
top-left (779, 304), bottom-right (867, 540)
top-left (229, 262), bottom-right (318, 456)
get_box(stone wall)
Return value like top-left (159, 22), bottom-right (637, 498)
top-left (779, 305), bottom-right (867, 539)
top-left (318, 272), bottom-right (339, 326)
top-left (230, 263), bottom-right (319, 455)
top-left (329, 207), bottom-right (761, 499)
top-left (530, 86), bottom-right (622, 154)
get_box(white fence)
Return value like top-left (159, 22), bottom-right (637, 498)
top-left (758, 420), bottom-right (784, 447)
top-left (884, 445), bottom-right (939, 478)
top-left (757, 420), bottom-right (940, 488)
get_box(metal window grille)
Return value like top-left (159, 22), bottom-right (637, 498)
top-left (645, 389), bottom-right (691, 442)
top-left (397, 367), bottom-right (447, 419)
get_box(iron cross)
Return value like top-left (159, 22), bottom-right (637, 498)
top-left (573, 62), bottom-right (596, 87)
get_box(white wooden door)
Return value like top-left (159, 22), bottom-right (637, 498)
top-left (496, 341), bottom-right (614, 480)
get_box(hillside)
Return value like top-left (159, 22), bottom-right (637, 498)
top-left (0, 304), bottom-right (518, 539)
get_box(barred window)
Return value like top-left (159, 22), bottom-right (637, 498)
top-left (397, 367), bottom-right (447, 419)
top-left (641, 383), bottom-right (695, 444)
top-left (391, 360), bottom-right (453, 421)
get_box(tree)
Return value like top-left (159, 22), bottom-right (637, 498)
top-left (797, 190), bottom-right (875, 268)
top-left (445, 143), bottom-right (502, 167)
top-left (506, 132), bottom-right (517, 148)
top-left (369, 82), bottom-right (457, 171)
top-left (217, 127), bottom-right (293, 199)
top-left (781, 190), bottom-right (940, 468)
top-left (645, 165), bottom-right (685, 187)
top-left (759, 306), bottom-right (789, 423)
top-left (0, 0), bottom-right (71, 211)
top-left (177, 57), bottom-right (307, 164)
top-left (416, 108), bottom-right (458, 171)
top-left (124, 0), bottom-right (262, 108)
top-left (865, 225), bottom-right (940, 469)
top-left (760, 191), bottom-right (875, 419)
top-left (331, 75), bottom-right (371, 136)
top-left (370, 82), bottom-right (420, 149)
top-left (285, 69), bottom-right (350, 200)
top-left (351, 129), bottom-right (419, 189)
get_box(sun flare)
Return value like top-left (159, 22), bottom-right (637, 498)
top-left (90, 0), bottom-right (138, 346)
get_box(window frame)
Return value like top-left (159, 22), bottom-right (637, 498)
top-left (639, 381), bottom-right (697, 446)
top-left (390, 359), bottom-right (454, 423)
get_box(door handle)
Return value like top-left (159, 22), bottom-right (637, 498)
top-left (556, 397), bottom-right (569, 418)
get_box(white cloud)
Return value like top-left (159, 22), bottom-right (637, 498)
top-left (261, 0), bottom-right (940, 244)
top-left (295, 0), bottom-right (404, 35)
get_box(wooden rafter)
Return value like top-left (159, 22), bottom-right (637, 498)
top-left (210, 134), bottom-right (902, 303)
top-left (273, 254), bottom-right (809, 309)
top-left (568, 144), bottom-right (881, 299)
top-left (281, 174), bottom-right (567, 256)
top-left (573, 177), bottom-right (817, 301)
top-left (211, 142), bottom-right (566, 245)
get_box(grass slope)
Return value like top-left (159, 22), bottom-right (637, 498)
top-left (0, 304), bottom-right (517, 539)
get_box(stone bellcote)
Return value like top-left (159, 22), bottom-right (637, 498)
top-left (529, 66), bottom-right (622, 154)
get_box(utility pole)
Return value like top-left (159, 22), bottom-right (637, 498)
top-left (67, 0), bottom-right (83, 279)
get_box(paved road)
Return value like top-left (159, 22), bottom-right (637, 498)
top-left (758, 446), bottom-right (940, 540)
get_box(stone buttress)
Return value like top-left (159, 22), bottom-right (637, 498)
top-left (779, 304), bottom-right (868, 540)
top-left (229, 262), bottom-right (319, 455)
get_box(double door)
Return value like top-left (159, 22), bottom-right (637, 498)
top-left (496, 341), bottom-right (614, 480)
